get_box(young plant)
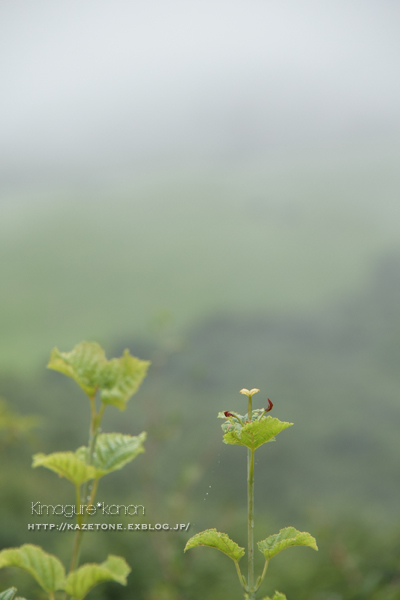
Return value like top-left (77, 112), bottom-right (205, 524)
top-left (0, 341), bottom-right (149, 600)
top-left (184, 388), bottom-right (318, 600)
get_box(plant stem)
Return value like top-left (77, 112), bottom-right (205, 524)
top-left (247, 393), bottom-right (255, 599)
top-left (247, 395), bottom-right (252, 422)
top-left (69, 480), bottom-right (99, 573)
top-left (88, 478), bottom-right (99, 507)
top-left (248, 447), bottom-right (255, 598)
top-left (69, 483), bottom-right (85, 571)
top-left (234, 560), bottom-right (248, 592)
top-left (69, 527), bottom-right (83, 573)
top-left (75, 484), bottom-right (82, 529)
top-left (87, 397), bottom-right (101, 466)
top-left (69, 395), bottom-right (104, 573)
top-left (255, 559), bottom-right (269, 593)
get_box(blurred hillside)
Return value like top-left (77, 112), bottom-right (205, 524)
top-left (1, 146), bottom-right (400, 373)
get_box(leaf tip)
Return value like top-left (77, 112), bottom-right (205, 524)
top-left (46, 346), bottom-right (60, 368)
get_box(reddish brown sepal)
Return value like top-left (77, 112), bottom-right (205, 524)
top-left (224, 411), bottom-right (235, 418)
top-left (265, 399), bottom-right (273, 412)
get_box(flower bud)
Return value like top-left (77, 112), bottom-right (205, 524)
top-left (224, 411), bottom-right (235, 418)
top-left (265, 399), bottom-right (273, 412)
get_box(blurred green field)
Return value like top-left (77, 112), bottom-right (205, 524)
top-left (2, 147), bottom-right (400, 373)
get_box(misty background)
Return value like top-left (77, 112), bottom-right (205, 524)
top-left (1, 2), bottom-right (400, 599)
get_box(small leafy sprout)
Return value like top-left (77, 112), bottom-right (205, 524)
top-left (0, 341), bottom-right (149, 600)
top-left (186, 388), bottom-right (317, 600)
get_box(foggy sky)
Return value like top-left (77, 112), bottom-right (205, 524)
top-left (1, 0), bottom-right (400, 184)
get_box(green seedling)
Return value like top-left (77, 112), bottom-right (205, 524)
top-left (184, 388), bottom-right (318, 600)
top-left (0, 341), bottom-right (149, 600)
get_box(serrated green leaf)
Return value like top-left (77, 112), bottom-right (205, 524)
top-left (32, 452), bottom-right (96, 486)
top-left (76, 432), bottom-right (146, 478)
top-left (65, 555), bottom-right (130, 600)
top-left (0, 588), bottom-right (18, 600)
top-left (0, 545), bottom-right (66, 593)
top-left (257, 527), bottom-right (318, 560)
top-left (184, 529), bottom-right (245, 562)
top-left (47, 342), bottom-right (106, 397)
top-left (223, 417), bottom-right (292, 450)
top-left (48, 343), bottom-right (149, 409)
top-left (98, 351), bottom-right (150, 410)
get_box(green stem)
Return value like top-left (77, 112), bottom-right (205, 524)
top-left (75, 484), bottom-right (82, 529)
top-left (247, 393), bottom-right (255, 598)
top-left (87, 397), bottom-right (98, 467)
top-left (248, 447), bottom-right (255, 597)
top-left (234, 560), bottom-right (248, 592)
top-left (255, 559), bottom-right (269, 592)
top-left (88, 478), bottom-right (99, 508)
top-left (69, 527), bottom-right (83, 573)
top-left (69, 395), bottom-right (105, 574)
top-left (82, 400), bottom-right (104, 505)
top-left (247, 395), bottom-right (252, 422)
top-left (69, 479), bottom-right (99, 574)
